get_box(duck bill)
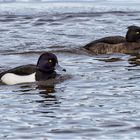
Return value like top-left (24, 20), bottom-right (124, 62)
top-left (55, 63), bottom-right (66, 72)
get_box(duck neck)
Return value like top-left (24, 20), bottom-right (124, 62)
top-left (126, 31), bottom-right (133, 42)
top-left (35, 70), bottom-right (57, 81)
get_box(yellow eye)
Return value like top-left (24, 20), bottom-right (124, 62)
top-left (48, 59), bottom-right (52, 63)
top-left (136, 31), bottom-right (139, 34)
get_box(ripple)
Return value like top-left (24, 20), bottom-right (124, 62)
top-left (0, 1), bottom-right (140, 140)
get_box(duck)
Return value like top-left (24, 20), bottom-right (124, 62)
top-left (83, 25), bottom-right (140, 54)
top-left (0, 52), bottom-right (66, 85)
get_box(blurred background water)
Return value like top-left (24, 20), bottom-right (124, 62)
top-left (0, 0), bottom-right (140, 140)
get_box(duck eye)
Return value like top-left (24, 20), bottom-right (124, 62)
top-left (48, 59), bottom-right (53, 63)
top-left (136, 31), bottom-right (140, 34)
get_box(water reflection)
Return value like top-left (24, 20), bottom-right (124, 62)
top-left (128, 53), bottom-right (140, 66)
top-left (35, 84), bottom-right (61, 117)
top-left (37, 84), bottom-right (57, 104)
top-left (17, 82), bottom-right (60, 116)
top-left (97, 57), bottom-right (123, 62)
top-left (17, 81), bottom-right (60, 106)
top-left (94, 53), bottom-right (140, 67)
top-left (38, 84), bottom-right (56, 94)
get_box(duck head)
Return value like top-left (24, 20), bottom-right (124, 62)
top-left (36, 52), bottom-right (66, 73)
top-left (126, 26), bottom-right (140, 42)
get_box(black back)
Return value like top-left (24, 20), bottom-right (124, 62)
top-left (84, 36), bottom-right (125, 49)
top-left (0, 64), bottom-right (36, 78)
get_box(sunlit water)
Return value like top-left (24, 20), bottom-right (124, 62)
top-left (0, 1), bottom-right (140, 140)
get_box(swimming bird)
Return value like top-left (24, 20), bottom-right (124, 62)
top-left (0, 52), bottom-right (66, 85)
top-left (83, 26), bottom-right (140, 54)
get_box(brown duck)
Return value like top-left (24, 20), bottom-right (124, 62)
top-left (83, 26), bottom-right (140, 54)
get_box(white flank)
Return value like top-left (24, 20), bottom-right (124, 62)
top-left (1, 73), bottom-right (36, 85)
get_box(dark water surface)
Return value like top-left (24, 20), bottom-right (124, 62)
top-left (0, 1), bottom-right (140, 140)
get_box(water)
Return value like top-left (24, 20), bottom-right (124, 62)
top-left (0, 0), bottom-right (140, 139)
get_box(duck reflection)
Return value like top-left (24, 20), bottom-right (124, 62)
top-left (17, 82), bottom-right (61, 116)
top-left (18, 82), bottom-right (60, 107)
top-left (128, 53), bottom-right (140, 66)
top-left (37, 84), bottom-right (56, 94)
top-left (96, 57), bottom-right (123, 62)
top-left (95, 52), bottom-right (140, 67)
top-left (36, 83), bottom-right (60, 107)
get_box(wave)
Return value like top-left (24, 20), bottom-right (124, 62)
top-left (0, 0), bottom-right (102, 3)
top-left (0, 0), bottom-right (140, 3)
top-left (0, 1), bottom-right (140, 16)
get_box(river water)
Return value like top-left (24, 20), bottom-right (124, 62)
top-left (0, 0), bottom-right (140, 140)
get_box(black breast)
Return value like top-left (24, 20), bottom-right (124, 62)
top-left (35, 70), bottom-right (57, 81)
